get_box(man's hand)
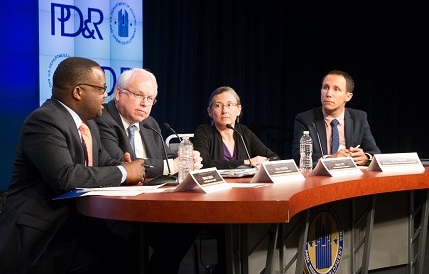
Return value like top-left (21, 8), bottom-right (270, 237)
top-left (121, 158), bottom-right (146, 185)
top-left (123, 152), bottom-right (132, 163)
top-left (192, 150), bottom-right (203, 170)
top-left (349, 146), bottom-right (368, 166)
top-left (331, 146), bottom-right (367, 166)
top-left (173, 150), bottom-right (204, 172)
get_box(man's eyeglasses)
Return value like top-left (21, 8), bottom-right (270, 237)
top-left (121, 88), bottom-right (157, 105)
top-left (77, 83), bottom-right (107, 95)
top-left (212, 103), bottom-right (239, 110)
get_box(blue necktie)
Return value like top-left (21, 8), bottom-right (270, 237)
top-left (127, 125), bottom-right (136, 158)
top-left (331, 119), bottom-right (340, 154)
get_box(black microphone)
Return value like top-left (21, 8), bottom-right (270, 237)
top-left (164, 123), bottom-right (182, 142)
top-left (311, 122), bottom-right (326, 159)
top-left (226, 124), bottom-right (254, 168)
top-left (142, 123), bottom-right (178, 186)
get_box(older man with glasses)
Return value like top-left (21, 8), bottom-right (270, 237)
top-left (94, 67), bottom-right (202, 274)
top-left (95, 68), bottom-right (202, 177)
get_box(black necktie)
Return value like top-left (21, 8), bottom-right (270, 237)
top-left (331, 119), bottom-right (339, 154)
top-left (127, 125), bottom-right (136, 158)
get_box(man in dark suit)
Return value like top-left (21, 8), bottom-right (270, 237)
top-left (0, 57), bottom-right (146, 274)
top-left (95, 68), bottom-right (203, 177)
top-left (292, 70), bottom-right (381, 167)
top-left (94, 68), bottom-right (203, 273)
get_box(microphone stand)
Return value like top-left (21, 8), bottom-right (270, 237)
top-left (164, 123), bottom-right (182, 142)
top-left (142, 124), bottom-right (178, 186)
top-left (226, 124), bottom-right (254, 168)
top-left (312, 122), bottom-right (326, 159)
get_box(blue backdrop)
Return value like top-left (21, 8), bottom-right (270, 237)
top-left (0, 2), bottom-right (39, 191)
top-left (0, 1), bottom-right (143, 191)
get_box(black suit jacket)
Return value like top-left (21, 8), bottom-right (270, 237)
top-left (292, 107), bottom-right (381, 166)
top-left (94, 100), bottom-right (176, 177)
top-left (0, 98), bottom-right (123, 273)
top-left (193, 124), bottom-right (279, 169)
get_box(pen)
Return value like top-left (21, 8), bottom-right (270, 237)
top-left (142, 164), bottom-right (154, 168)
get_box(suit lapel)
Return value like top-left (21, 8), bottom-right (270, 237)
top-left (139, 122), bottom-right (157, 158)
top-left (314, 108), bottom-right (328, 155)
top-left (51, 99), bottom-right (87, 165)
top-left (344, 109), bottom-right (353, 148)
top-left (106, 101), bottom-right (125, 131)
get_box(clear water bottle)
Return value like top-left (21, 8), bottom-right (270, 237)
top-left (299, 131), bottom-right (313, 172)
top-left (178, 136), bottom-right (194, 183)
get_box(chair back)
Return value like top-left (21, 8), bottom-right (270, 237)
top-left (165, 133), bottom-right (194, 154)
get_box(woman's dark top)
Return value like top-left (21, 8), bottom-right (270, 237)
top-left (193, 124), bottom-right (279, 169)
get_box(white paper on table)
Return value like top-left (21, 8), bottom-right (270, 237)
top-left (78, 185), bottom-right (165, 196)
top-left (53, 185), bottom-right (165, 199)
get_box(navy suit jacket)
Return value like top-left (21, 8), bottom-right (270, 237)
top-left (94, 100), bottom-right (176, 177)
top-left (292, 107), bottom-right (381, 166)
top-left (0, 98), bottom-right (122, 273)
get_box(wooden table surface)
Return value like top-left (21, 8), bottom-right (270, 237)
top-left (77, 167), bottom-right (429, 224)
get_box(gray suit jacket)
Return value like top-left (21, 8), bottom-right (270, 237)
top-left (94, 100), bottom-right (176, 177)
top-left (0, 98), bottom-right (123, 273)
top-left (292, 107), bottom-right (381, 165)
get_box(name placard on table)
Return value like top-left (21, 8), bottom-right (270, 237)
top-left (309, 157), bottom-right (362, 177)
top-left (173, 167), bottom-right (231, 193)
top-left (250, 159), bottom-right (305, 183)
top-left (368, 152), bottom-right (425, 173)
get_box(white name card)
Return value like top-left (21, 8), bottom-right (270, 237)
top-left (250, 159), bottom-right (305, 183)
top-left (309, 157), bottom-right (362, 177)
top-left (173, 167), bottom-right (231, 193)
top-left (367, 152), bottom-right (425, 173)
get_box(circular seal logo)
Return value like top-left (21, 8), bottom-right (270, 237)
top-left (304, 204), bottom-right (344, 274)
top-left (109, 2), bottom-right (137, 45)
top-left (47, 53), bottom-right (71, 88)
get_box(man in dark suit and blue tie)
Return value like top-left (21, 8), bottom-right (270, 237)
top-left (95, 68), bottom-right (203, 177)
top-left (94, 68), bottom-right (203, 274)
top-left (0, 57), bottom-right (146, 274)
top-left (292, 70), bottom-right (381, 167)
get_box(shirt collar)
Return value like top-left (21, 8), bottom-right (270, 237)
top-left (57, 100), bottom-right (82, 129)
top-left (118, 113), bottom-right (140, 131)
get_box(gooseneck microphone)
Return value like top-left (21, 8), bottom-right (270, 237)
top-left (311, 122), bottom-right (326, 159)
top-left (142, 123), bottom-right (178, 186)
top-left (226, 124), bottom-right (254, 167)
top-left (164, 123), bottom-right (182, 142)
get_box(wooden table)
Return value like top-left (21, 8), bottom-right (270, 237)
top-left (77, 167), bottom-right (429, 274)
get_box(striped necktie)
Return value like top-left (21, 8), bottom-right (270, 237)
top-left (331, 119), bottom-right (339, 154)
top-left (79, 123), bottom-right (93, 166)
top-left (127, 125), bottom-right (136, 158)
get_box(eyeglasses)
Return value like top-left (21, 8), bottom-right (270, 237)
top-left (121, 88), bottom-right (157, 105)
top-left (77, 83), bottom-right (107, 95)
top-left (212, 103), bottom-right (239, 110)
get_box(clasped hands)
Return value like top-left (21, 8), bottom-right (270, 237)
top-left (330, 146), bottom-right (369, 166)
top-left (244, 156), bottom-right (269, 168)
